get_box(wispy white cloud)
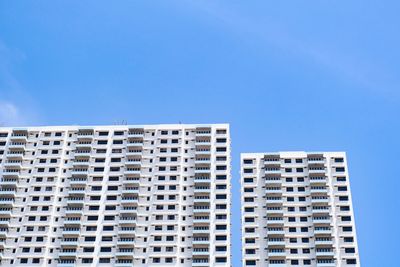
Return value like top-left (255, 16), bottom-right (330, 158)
top-left (181, 1), bottom-right (399, 100)
top-left (0, 101), bottom-right (26, 126)
top-left (0, 40), bottom-right (41, 126)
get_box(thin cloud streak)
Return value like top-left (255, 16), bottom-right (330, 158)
top-left (0, 40), bottom-right (41, 126)
top-left (183, 1), bottom-right (399, 100)
top-left (0, 101), bottom-right (25, 126)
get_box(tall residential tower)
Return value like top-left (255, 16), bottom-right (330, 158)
top-left (241, 152), bottom-right (359, 267)
top-left (0, 124), bottom-right (231, 267)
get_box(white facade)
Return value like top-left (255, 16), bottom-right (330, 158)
top-left (241, 152), bottom-right (359, 267)
top-left (0, 124), bottom-right (231, 267)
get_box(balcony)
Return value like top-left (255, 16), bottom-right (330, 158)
top-left (265, 188), bottom-right (282, 194)
top-left (194, 197), bottom-right (210, 203)
top-left (310, 187), bottom-right (328, 194)
top-left (77, 131), bottom-right (93, 138)
top-left (122, 187), bottom-right (139, 194)
top-left (128, 131), bottom-right (144, 137)
top-left (265, 178), bottom-right (282, 185)
top-left (75, 142), bottom-right (92, 148)
top-left (315, 238), bottom-right (333, 246)
top-left (266, 218), bottom-right (284, 225)
top-left (194, 176), bottom-right (211, 183)
top-left (65, 208), bottom-right (83, 215)
top-left (67, 197), bottom-right (85, 204)
top-left (308, 157), bottom-right (325, 164)
top-left (266, 197), bottom-right (283, 204)
top-left (121, 197), bottom-right (138, 204)
top-left (268, 250), bottom-right (286, 257)
top-left (0, 220), bottom-right (10, 227)
top-left (195, 138), bottom-right (211, 146)
top-left (64, 218), bottom-right (82, 225)
top-left (313, 217), bottom-right (331, 225)
top-left (193, 206), bottom-right (210, 213)
top-left (316, 249), bottom-right (335, 257)
top-left (195, 158), bottom-right (211, 164)
top-left (314, 227), bottom-right (332, 235)
top-left (6, 151), bottom-right (24, 159)
top-left (117, 238), bottom-right (135, 245)
top-left (0, 179), bottom-right (17, 186)
top-left (126, 150), bottom-right (142, 156)
top-left (118, 227), bottom-right (135, 234)
top-left (193, 227), bottom-right (210, 234)
top-left (127, 141), bottom-right (143, 147)
top-left (312, 206), bottom-right (330, 215)
top-left (68, 188), bottom-right (86, 195)
top-left (310, 176), bottom-right (327, 185)
top-left (0, 209), bottom-right (12, 216)
top-left (62, 228), bottom-right (80, 235)
top-left (69, 178), bottom-right (87, 185)
top-left (1, 169), bottom-right (20, 178)
top-left (3, 160), bottom-right (22, 168)
top-left (195, 148), bottom-right (211, 155)
top-left (116, 249), bottom-right (134, 257)
top-left (73, 150), bottom-right (91, 157)
top-left (72, 160), bottom-right (90, 167)
top-left (311, 197), bottom-right (329, 204)
top-left (194, 167), bottom-right (211, 174)
top-left (309, 167), bottom-right (326, 174)
top-left (266, 208), bottom-right (283, 215)
top-left (195, 130), bottom-right (211, 137)
top-left (265, 168), bottom-right (281, 175)
top-left (193, 216), bottom-right (210, 223)
top-left (268, 239), bottom-right (285, 246)
top-left (10, 134), bottom-right (28, 142)
top-left (0, 190), bottom-right (16, 197)
top-left (193, 248), bottom-right (209, 255)
top-left (124, 168), bottom-right (141, 175)
top-left (60, 239), bottom-right (79, 246)
top-left (194, 187), bottom-right (210, 193)
top-left (193, 237), bottom-right (210, 245)
top-left (267, 228), bottom-right (285, 235)
top-left (58, 250), bottom-right (77, 257)
top-left (0, 198), bottom-right (13, 205)
top-left (119, 217), bottom-right (136, 225)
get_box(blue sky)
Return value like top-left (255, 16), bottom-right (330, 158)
top-left (1, 1), bottom-right (399, 266)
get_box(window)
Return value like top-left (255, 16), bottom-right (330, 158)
top-left (344, 237), bottom-right (354, 242)
top-left (82, 258), bottom-right (93, 264)
top-left (84, 247), bottom-right (94, 252)
top-left (216, 257), bottom-right (227, 263)
top-left (335, 158), bottom-right (344, 163)
top-left (336, 167), bottom-right (345, 172)
top-left (343, 226), bottom-right (353, 232)
top-left (100, 247), bottom-right (112, 252)
top-left (99, 258), bottom-right (110, 263)
top-left (346, 259), bottom-right (357, 264)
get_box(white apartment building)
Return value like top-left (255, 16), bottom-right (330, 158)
top-left (0, 124), bottom-right (231, 267)
top-left (241, 152), bottom-right (359, 267)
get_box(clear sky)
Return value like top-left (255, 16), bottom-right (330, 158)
top-left (1, 1), bottom-right (399, 266)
